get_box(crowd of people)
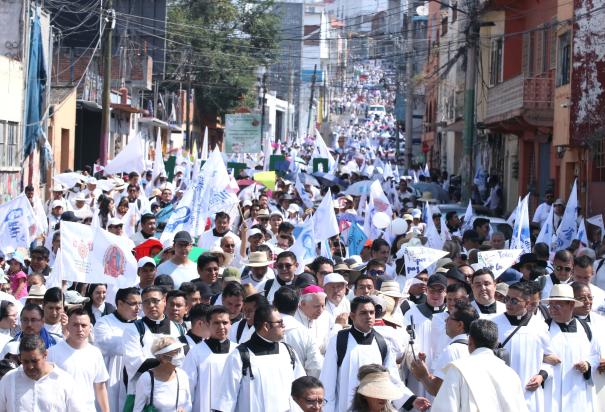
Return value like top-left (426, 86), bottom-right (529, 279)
top-left (0, 66), bottom-right (603, 412)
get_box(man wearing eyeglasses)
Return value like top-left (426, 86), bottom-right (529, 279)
top-left (93, 287), bottom-right (141, 412)
top-left (122, 286), bottom-right (183, 402)
top-left (213, 304), bottom-right (305, 412)
top-left (572, 255), bottom-right (605, 314)
top-left (491, 282), bottom-right (558, 412)
top-left (264, 251), bottom-right (299, 303)
top-left (540, 250), bottom-right (574, 300)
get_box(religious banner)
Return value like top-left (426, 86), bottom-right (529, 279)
top-left (477, 249), bottom-right (523, 278)
top-left (289, 217), bottom-right (316, 274)
top-left (398, 246), bottom-right (448, 279)
top-left (224, 113), bottom-right (262, 153)
top-left (0, 195), bottom-right (38, 250)
top-left (60, 222), bottom-right (94, 282)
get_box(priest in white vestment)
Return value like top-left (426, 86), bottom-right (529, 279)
top-left (470, 269), bottom-right (505, 318)
top-left (543, 283), bottom-right (599, 412)
top-left (432, 318), bottom-right (529, 412)
top-left (213, 305), bottom-right (305, 412)
top-left (182, 306), bottom-right (237, 411)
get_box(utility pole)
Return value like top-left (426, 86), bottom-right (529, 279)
top-left (461, 0), bottom-right (479, 202)
top-left (307, 64), bottom-right (317, 137)
top-left (259, 72), bottom-right (268, 146)
top-left (404, 1), bottom-right (415, 172)
top-left (100, 1), bottom-right (115, 165)
top-left (186, 74), bottom-right (192, 152)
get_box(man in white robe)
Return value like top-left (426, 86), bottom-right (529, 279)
top-left (295, 286), bottom-right (338, 354)
top-left (430, 283), bottom-right (470, 366)
top-left (320, 295), bottom-right (430, 412)
top-left (470, 269), bottom-right (505, 318)
top-left (410, 302), bottom-right (478, 396)
top-left (228, 293), bottom-right (267, 344)
top-left (274, 286), bottom-right (324, 377)
top-left (213, 305), bottom-right (305, 412)
top-left (183, 306), bottom-right (236, 411)
top-left (543, 283), bottom-right (599, 411)
top-left (573, 255), bottom-right (605, 313)
top-left (197, 212), bottom-right (241, 250)
top-left (540, 250), bottom-right (574, 300)
top-left (402, 274), bottom-right (447, 398)
top-left (323, 273), bottom-right (351, 323)
top-left (432, 318), bottom-right (529, 412)
top-left (93, 287), bottom-right (141, 412)
top-left (491, 282), bottom-right (556, 412)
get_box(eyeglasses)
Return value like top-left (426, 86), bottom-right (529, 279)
top-left (143, 298), bottom-right (162, 306)
top-left (368, 270), bottom-right (385, 276)
top-left (555, 265), bottom-right (573, 272)
top-left (124, 300), bottom-right (142, 307)
top-left (303, 398), bottom-right (328, 406)
top-left (504, 296), bottom-right (525, 305)
top-left (577, 295), bottom-right (593, 302)
top-left (267, 320), bottom-right (284, 327)
top-left (277, 263), bottom-right (293, 269)
top-left (21, 317), bottom-right (42, 324)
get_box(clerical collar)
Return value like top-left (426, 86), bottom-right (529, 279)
top-left (550, 273), bottom-right (569, 285)
top-left (143, 316), bottom-right (171, 334)
top-left (577, 314), bottom-right (591, 323)
top-left (504, 311), bottom-right (530, 326)
top-left (350, 326), bottom-right (375, 345)
top-left (477, 301), bottom-right (497, 314)
top-left (213, 228), bottom-right (228, 237)
top-left (417, 302), bottom-right (445, 319)
top-left (113, 311), bottom-right (134, 323)
top-left (275, 276), bottom-right (293, 287)
top-left (141, 231), bottom-right (154, 239)
top-left (410, 294), bottom-right (426, 305)
top-left (187, 330), bottom-right (204, 345)
top-left (557, 318), bottom-right (577, 332)
top-left (247, 332), bottom-right (279, 355)
top-left (231, 313), bottom-right (244, 325)
top-left (204, 337), bottom-right (231, 354)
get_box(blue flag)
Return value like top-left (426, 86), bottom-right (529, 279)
top-left (348, 223), bottom-right (368, 256)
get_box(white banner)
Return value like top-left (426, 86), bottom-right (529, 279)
top-left (60, 221), bottom-right (138, 287)
top-left (104, 132), bottom-right (146, 175)
top-left (398, 246), bottom-right (448, 279)
top-left (587, 214), bottom-right (605, 240)
top-left (477, 249), bottom-right (523, 278)
top-left (0, 195), bottom-right (38, 250)
top-left (313, 188), bottom-right (339, 242)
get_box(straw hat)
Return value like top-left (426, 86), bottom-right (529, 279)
top-left (542, 284), bottom-right (582, 308)
top-left (209, 247), bottom-right (234, 267)
top-left (381, 295), bottom-right (402, 327)
top-left (25, 284), bottom-right (47, 300)
top-left (378, 280), bottom-right (404, 299)
top-left (357, 371), bottom-right (406, 400)
top-left (245, 251), bottom-right (274, 267)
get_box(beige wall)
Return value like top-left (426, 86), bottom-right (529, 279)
top-left (48, 89), bottom-right (77, 188)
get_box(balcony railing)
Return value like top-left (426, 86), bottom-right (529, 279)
top-left (485, 75), bottom-right (554, 123)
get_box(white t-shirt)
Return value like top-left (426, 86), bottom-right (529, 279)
top-left (47, 340), bottom-right (109, 409)
top-left (157, 260), bottom-right (198, 289)
top-left (134, 368), bottom-right (192, 412)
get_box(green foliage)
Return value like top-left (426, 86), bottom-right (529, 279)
top-left (167, 0), bottom-right (280, 117)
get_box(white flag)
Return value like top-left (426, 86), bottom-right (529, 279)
top-left (383, 162), bottom-right (394, 180)
top-left (311, 129), bottom-right (336, 172)
top-left (506, 197), bottom-right (521, 226)
top-left (536, 203), bottom-right (555, 251)
top-left (577, 218), bottom-right (589, 246)
top-left (313, 188), bottom-right (339, 242)
top-left (477, 249), bottom-right (523, 278)
top-left (53, 172), bottom-right (84, 189)
top-left (425, 204), bottom-right (444, 250)
top-left (104, 132), bottom-right (146, 175)
top-left (555, 179), bottom-right (578, 251)
top-left (201, 126), bottom-right (209, 161)
top-left (0, 195), bottom-right (38, 250)
top-left (47, 248), bottom-right (63, 288)
top-left (461, 199), bottom-right (474, 232)
top-left (151, 129), bottom-right (166, 181)
top-left (587, 214), bottom-right (605, 240)
top-left (295, 174), bottom-right (314, 209)
top-left (398, 246), bottom-right (448, 279)
top-left (510, 194), bottom-right (531, 253)
top-left (60, 222), bottom-right (94, 282)
top-left (289, 216), bottom-right (316, 274)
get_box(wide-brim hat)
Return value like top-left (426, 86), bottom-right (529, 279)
top-left (379, 280), bottom-right (403, 298)
top-left (542, 284), bottom-right (583, 308)
top-left (245, 251), bottom-right (274, 267)
top-left (25, 284), bottom-right (47, 299)
top-left (357, 372), bottom-right (406, 400)
top-left (418, 191), bottom-right (437, 203)
top-left (512, 253), bottom-right (547, 270)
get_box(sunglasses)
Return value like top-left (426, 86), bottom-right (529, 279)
top-left (555, 265), bottom-right (573, 272)
top-left (504, 296), bottom-right (525, 305)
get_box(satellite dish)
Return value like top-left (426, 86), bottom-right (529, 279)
top-left (416, 5), bottom-right (428, 16)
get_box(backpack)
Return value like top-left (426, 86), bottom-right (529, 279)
top-left (237, 341), bottom-right (296, 379)
top-left (336, 329), bottom-right (387, 368)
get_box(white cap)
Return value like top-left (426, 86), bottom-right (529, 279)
top-left (243, 199), bottom-right (253, 207)
top-left (51, 200), bottom-right (63, 209)
top-left (323, 273), bottom-right (347, 285)
top-left (270, 210), bottom-right (284, 218)
top-left (107, 217), bottom-right (124, 227)
top-left (137, 256), bottom-right (156, 268)
top-left (87, 177), bottom-right (97, 185)
top-left (411, 208), bottom-right (422, 219)
top-left (247, 228), bottom-right (263, 238)
top-left (287, 204), bottom-right (300, 213)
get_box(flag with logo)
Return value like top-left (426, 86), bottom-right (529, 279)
top-left (577, 218), bottom-right (589, 246)
top-left (510, 194), bottom-right (531, 253)
top-left (461, 199), bottom-right (474, 232)
top-left (348, 223), bottom-right (368, 256)
top-left (0, 195), bottom-right (38, 250)
top-left (477, 249), bottom-right (523, 278)
top-left (555, 179), bottom-right (578, 251)
top-left (397, 246), bottom-right (448, 279)
top-left (289, 216), bottom-right (316, 274)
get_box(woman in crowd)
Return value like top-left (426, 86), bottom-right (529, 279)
top-left (350, 364), bottom-right (406, 412)
top-left (84, 283), bottom-right (115, 325)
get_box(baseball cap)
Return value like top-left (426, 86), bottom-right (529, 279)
top-left (247, 228), bottom-right (263, 239)
top-left (197, 283), bottom-right (213, 298)
top-left (427, 274), bottom-right (447, 289)
top-left (107, 217), bottom-right (124, 227)
top-left (411, 209), bottom-right (422, 219)
top-left (64, 290), bottom-right (90, 306)
top-left (294, 272), bottom-right (318, 289)
top-left (138, 256), bottom-right (157, 269)
top-left (323, 273), bottom-right (347, 286)
top-left (173, 231), bottom-right (193, 244)
top-left (51, 200), bottom-right (63, 209)
top-left (61, 211), bottom-right (81, 222)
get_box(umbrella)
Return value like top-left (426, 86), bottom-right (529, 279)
top-left (299, 173), bottom-right (320, 187)
top-left (312, 172), bottom-right (348, 188)
top-left (343, 180), bottom-right (373, 196)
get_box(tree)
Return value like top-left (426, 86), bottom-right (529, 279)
top-left (167, 0), bottom-right (280, 119)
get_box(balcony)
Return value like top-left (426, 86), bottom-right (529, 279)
top-left (485, 75), bottom-right (554, 128)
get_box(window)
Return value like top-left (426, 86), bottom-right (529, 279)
top-left (0, 121), bottom-right (20, 169)
top-left (557, 31), bottom-right (571, 86)
top-left (452, 3), bottom-right (458, 22)
top-left (441, 16), bottom-right (448, 36)
top-left (490, 37), bottom-right (503, 86)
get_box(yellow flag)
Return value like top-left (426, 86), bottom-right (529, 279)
top-left (253, 171), bottom-right (276, 190)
